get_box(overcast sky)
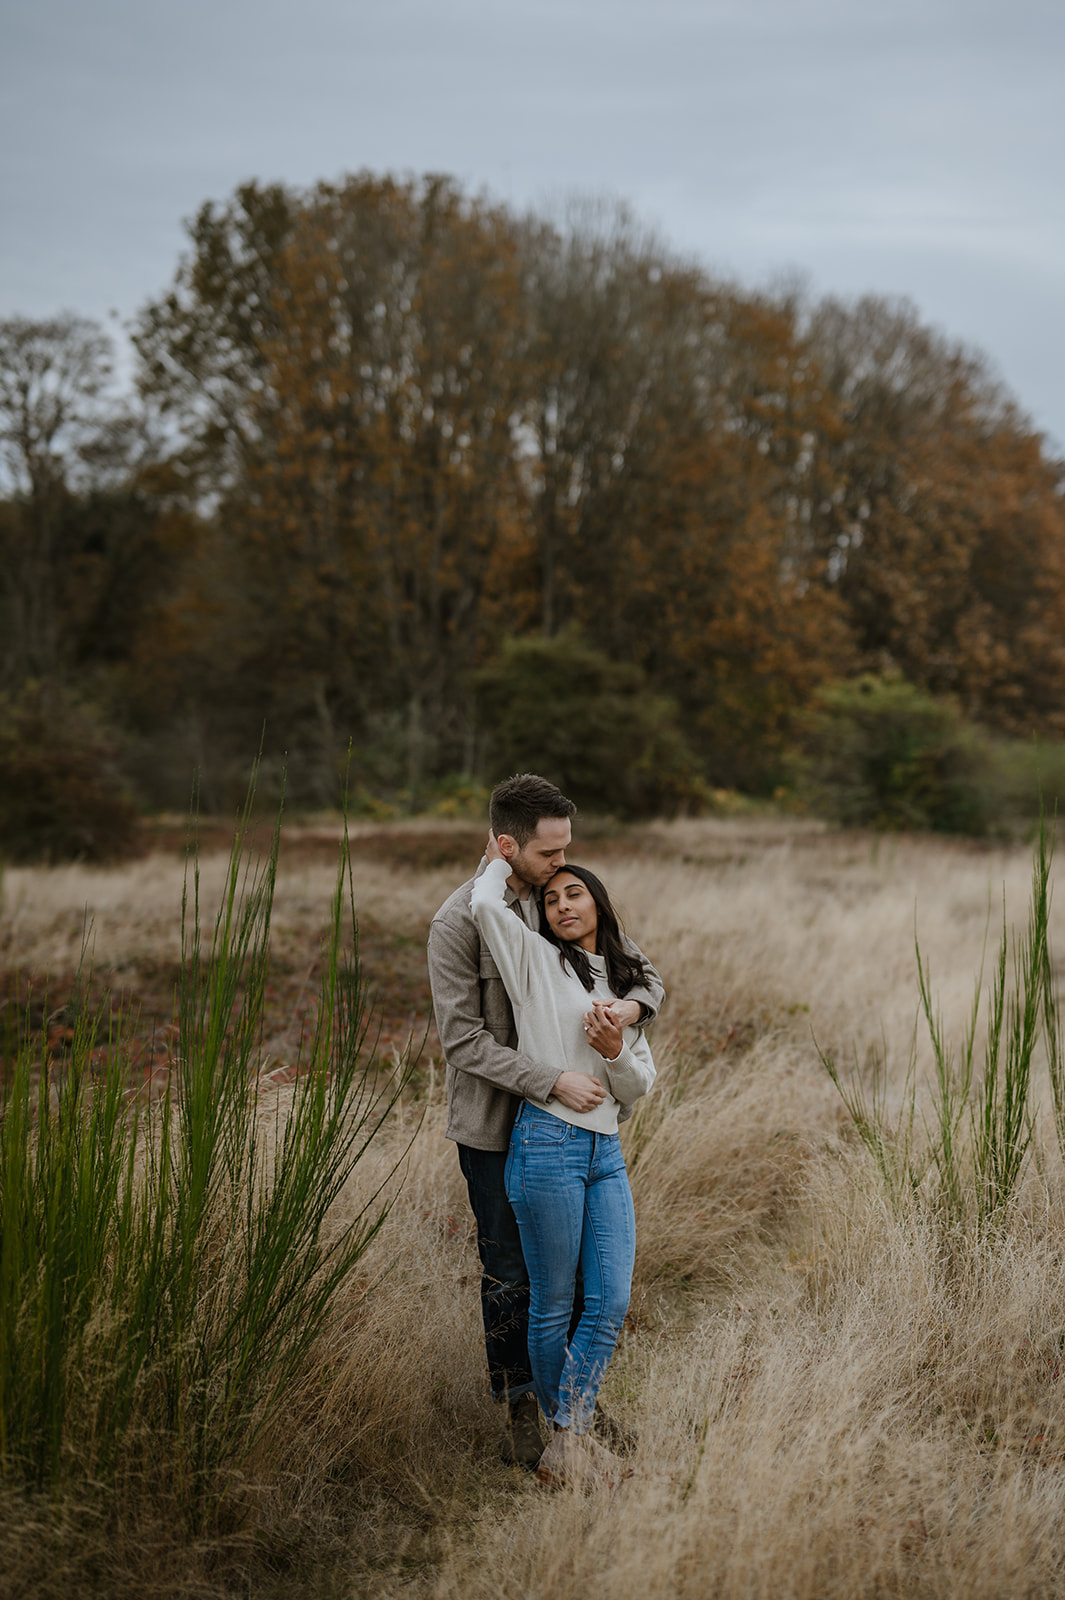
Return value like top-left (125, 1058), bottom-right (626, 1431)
top-left (2, 0), bottom-right (1063, 447)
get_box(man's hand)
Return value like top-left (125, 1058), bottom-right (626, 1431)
top-left (550, 1071), bottom-right (607, 1112)
top-left (602, 998), bottom-right (643, 1031)
top-left (583, 1002), bottom-right (624, 1061)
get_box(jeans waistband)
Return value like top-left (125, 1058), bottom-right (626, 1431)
top-left (515, 1102), bottom-right (619, 1142)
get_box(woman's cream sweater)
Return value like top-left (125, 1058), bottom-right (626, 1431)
top-left (470, 857), bottom-right (656, 1134)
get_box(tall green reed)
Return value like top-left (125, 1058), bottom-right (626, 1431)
top-left (821, 820), bottom-right (1061, 1236)
top-left (0, 792), bottom-right (413, 1521)
top-left (0, 982), bottom-right (143, 1488)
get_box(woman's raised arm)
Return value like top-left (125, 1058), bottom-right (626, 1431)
top-left (469, 855), bottom-right (543, 1007)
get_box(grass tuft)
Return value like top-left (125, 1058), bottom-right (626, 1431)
top-left (0, 785), bottom-right (412, 1529)
top-left (822, 818), bottom-right (1063, 1240)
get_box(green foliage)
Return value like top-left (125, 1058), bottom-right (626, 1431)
top-left (985, 738), bottom-right (1065, 831)
top-left (821, 821), bottom-right (1062, 1237)
top-left (797, 674), bottom-right (997, 835)
top-left (0, 791), bottom-right (409, 1522)
top-left (475, 633), bottom-right (707, 819)
top-left (0, 682), bottom-right (141, 862)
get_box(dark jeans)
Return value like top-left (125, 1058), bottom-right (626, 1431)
top-left (458, 1144), bottom-right (534, 1403)
top-left (458, 1143), bottom-right (589, 1405)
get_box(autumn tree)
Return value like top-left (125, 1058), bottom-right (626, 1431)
top-left (0, 316), bottom-right (194, 850)
top-left (498, 209), bottom-right (853, 786)
top-left (594, 287), bottom-right (855, 787)
top-left (514, 201), bottom-right (681, 639)
top-left (134, 182), bottom-right (295, 497)
top-left (128, 173), bottom-right (1065, 806)
top-left (136, 175), bottom-right (535, 800)
top-left (804, 295), bottom-right (1065, 734)
top-left (0, 315), bottom-right (123, 685)
top-left (132, 181), bottom-right (859, 795)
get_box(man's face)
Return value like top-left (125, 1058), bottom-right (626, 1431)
top-left (503, 817), bottom-right (571, 888)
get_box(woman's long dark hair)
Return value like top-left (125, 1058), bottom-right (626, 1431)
top-left (539, 864), bottom-right (650, 996)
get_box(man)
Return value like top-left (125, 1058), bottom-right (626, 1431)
top-left (427, 772), bottom-right (664, 1468)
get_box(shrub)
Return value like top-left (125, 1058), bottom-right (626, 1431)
top-left (0, 681), bottom-right (141, 862)
top-left (796, 674), bottom-right (998, 835)
top-left (475, 633), bottom-right (707, 818)
top-left (984, 737), bottom-right (1065, 831)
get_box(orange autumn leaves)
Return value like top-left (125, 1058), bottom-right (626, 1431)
top-left (126, 173), bottom-right (1065, 799)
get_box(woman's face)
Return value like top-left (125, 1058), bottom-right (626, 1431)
top-left (543, 870), bottom-right (599, 953)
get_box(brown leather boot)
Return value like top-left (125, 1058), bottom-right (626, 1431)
top-left (499, 1392), bottom-right (544, 1470)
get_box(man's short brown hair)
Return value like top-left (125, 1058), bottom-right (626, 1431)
top-left (489, 773), bottom-right (576, 849)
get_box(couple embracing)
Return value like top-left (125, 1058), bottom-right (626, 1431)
top-left (427, 773), bottom-right (664, 1486)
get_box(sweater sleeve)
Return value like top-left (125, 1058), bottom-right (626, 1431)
top-left (427, 904), bottom-right (562, 1105)
top-left (469, 857), bottom-right (543, 1008)
top-left (599, 1030), bottom-right (656, 1106)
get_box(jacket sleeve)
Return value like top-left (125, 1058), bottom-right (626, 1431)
top-left (621, 934), bottom-right (666, 1024)
top-left (427, 895), bottom-right (560, 1105)
top-left (599, 1030), bottom-right (656, 1106)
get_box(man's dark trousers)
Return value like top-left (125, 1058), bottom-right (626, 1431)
top-left (458, 1145), bottom-right (534, 1401)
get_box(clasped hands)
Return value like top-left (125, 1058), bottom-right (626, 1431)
top-left (551, 999), bottom-right (638, 1112)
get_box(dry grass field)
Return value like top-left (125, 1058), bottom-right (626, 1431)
top-left (5, 815), bottom-right (1065, 1598)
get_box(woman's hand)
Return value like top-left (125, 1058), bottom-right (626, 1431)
top-left (485, 829), bottom-right (506, 864)
top-left (583, 1002), bottom-right (624, 1061)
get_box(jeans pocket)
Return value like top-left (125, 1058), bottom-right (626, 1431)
top-left (522, 1109), bottom-right (569, 1143)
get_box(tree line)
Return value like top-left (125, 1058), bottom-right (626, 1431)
top-left (2, 171), bottom-right (1064, 838)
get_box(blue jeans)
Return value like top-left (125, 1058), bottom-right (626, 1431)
top-left (457, 1144), bottom-right (590, 1406)
top-left (505, 1103), bottom-right (636, 1433)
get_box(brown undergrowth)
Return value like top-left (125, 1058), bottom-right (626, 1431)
top-left (4, 817), bottom-right (1065, 1597)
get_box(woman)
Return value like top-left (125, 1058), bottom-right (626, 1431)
top-left (471, 834), bottom-right (656, 1486)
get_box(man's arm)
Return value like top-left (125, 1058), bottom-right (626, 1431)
top-left (608, 934), bottom-right (665, 1029)
top-left (427, 908), bottom-right (561, 1104)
